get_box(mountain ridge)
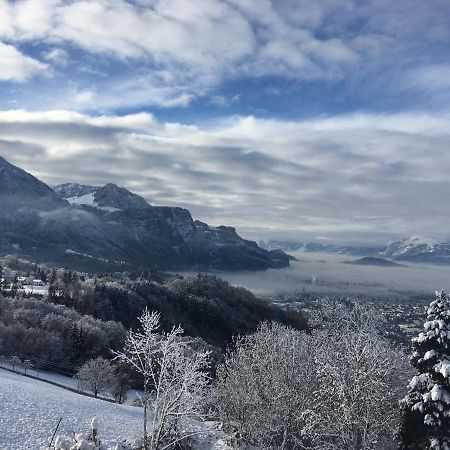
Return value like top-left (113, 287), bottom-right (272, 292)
top-left (262, 235), bottom-right (450, 266)
top-left (55, 182), bottom-right (151, 211)
top-left (0, 156), bottom-right (289, 271)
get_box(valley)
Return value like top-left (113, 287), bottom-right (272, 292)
top-left (180, 251), bottom-right (450, 299)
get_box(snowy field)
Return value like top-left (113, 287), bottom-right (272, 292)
top-left (0, 362), bottom-right (143, 404)
top-left (0, 369), bottom-right (231, 450)
top-left (0, 369), bottom-right (143, 449)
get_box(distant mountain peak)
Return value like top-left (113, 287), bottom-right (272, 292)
top-left (54, 182), bottom-right (150, 211)
top-left (381, 236), bottom-right (438, 257)
top-left (54, 182), bottom-right (98, 198)
top-left (379, 235), bottom-right (450, 264)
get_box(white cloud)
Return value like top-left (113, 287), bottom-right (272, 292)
top-left (404, 64), bottom-right (450, 92)
top-left (42, 47), bottom-right (68, 66)
top-left (1, 109), bottom-right (450, 244)
top-left (0, 41), bottom-right (47, 81)
top-left (0, 1), bottom-right (387, 93)
top-left (0, 0), bottom-right (447, 109)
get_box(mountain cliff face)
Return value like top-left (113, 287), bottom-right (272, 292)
top-left (0, 156), bottom-right (289, 271)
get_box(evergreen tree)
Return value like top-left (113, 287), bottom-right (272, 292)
top-left (403, 290), bottom-right (450, 450)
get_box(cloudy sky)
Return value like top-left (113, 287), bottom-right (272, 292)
top-left (1, 0), bottom-right (450, 245)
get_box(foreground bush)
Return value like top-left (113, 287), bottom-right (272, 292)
top-left (215, 301), bottom-right (410, 450)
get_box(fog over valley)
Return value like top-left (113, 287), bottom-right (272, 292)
top-left (182, 251), bottom-right (450, 298)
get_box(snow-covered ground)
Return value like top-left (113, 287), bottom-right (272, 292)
top-left (0, 363), bottom-right (79, 390)
top-left (0, 368), bottom-right (231, 450)
top-left (1, 362), bottom-right (143, 404)
top-left (0, 369), bottom-right (143, 449)
top-left (66, 192), bottom-right (119, 212)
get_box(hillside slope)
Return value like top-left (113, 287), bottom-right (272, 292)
top-left (0, 369), bottom-right (143, 449)
top-left (0, 369), bottom-right (231, 450)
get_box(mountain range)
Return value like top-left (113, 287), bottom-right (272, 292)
top-left (260, 239), bottom-right (383, 256)
top-left (262, 236), bottom-right (450, 265)
top-left (0, 156), bottom-right (289, 271)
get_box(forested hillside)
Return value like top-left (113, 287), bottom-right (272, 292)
top-left (45, 271), bottom-right (307, 349)
top-left (0, 295), bottom-right (125, 368)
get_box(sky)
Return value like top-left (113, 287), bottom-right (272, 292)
top-left (1, 0), bottom-right (450, 245)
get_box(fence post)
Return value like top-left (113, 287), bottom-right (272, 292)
top-left (47, 417), bottom-right (62, 450)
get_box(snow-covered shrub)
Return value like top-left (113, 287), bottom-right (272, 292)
top-left (53, 417), bottom-right (105, 450)
top-left (402, 290), bottom-right (450, 449)
top-left (52, 418), bottom-right (143, 450)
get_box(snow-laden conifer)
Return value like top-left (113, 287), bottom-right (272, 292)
top-left (404, 290), bottom-right (450, 449)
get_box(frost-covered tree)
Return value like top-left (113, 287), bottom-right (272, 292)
top-left (113, 308), bottom-right (211, 450)
top-left (307, 328), bottom-right (408, 450)
top-left (75, 357), bottom-right (116, 398)
top-left (216, 300), bottom-right (409, 450)
top-left (403, 290), bottom-right (450, 450)
top-left (215, 322), bottom-right (315, 449)
top-left (303, 299), bottom-right (411, 450)
top-left (10, 355), bottom-right (21, 371)
top-left (23, 358), bottom-right (33, 374)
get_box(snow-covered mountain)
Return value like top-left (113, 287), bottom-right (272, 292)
top-left (263, 235), bottom-right (450, 265)
top-left (54, 182), bottom-right (151, 211)
top-left (0, 156), bottom-right (290, 271)
top-left (260, 239), bottom-right (383, 256)
top-left (379, 236), bottom-right (450, 264)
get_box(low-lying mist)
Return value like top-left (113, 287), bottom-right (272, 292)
top-left (180, 251), bottom-right (450, 299)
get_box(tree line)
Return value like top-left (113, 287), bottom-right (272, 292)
top-left (47, 270), bottom-right (308, 349)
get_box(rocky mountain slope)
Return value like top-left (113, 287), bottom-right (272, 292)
top-left (0, 156), bottom-right (289, 271)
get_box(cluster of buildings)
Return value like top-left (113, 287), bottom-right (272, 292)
top-left (0, 273), bottom-right (49, 295)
